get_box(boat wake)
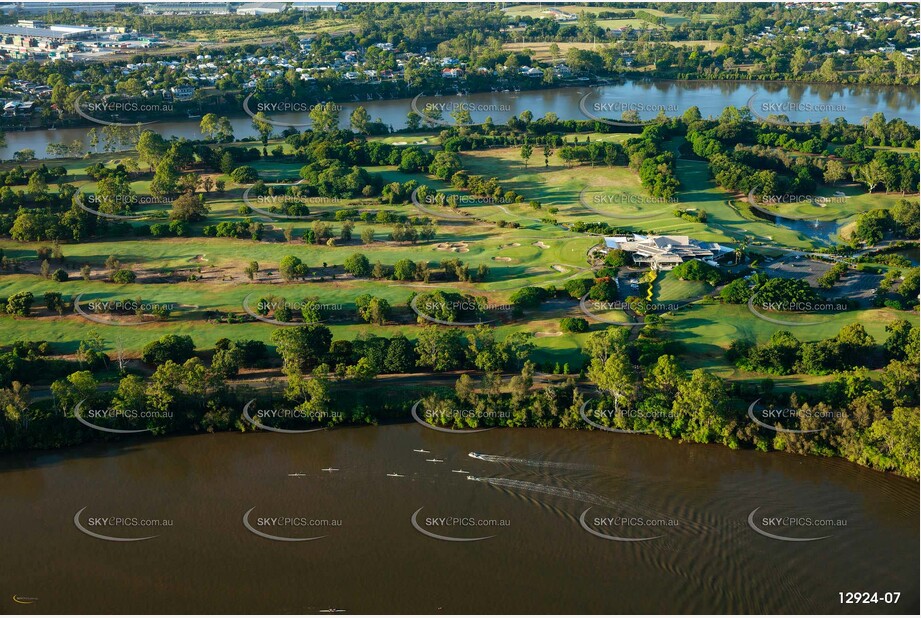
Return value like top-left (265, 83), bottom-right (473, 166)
top-left (469, 476), bottom-right (617, 507)
top-left (469, 476), bottom-right (705, 533)
top-left (468, 452), bottom-right (593, 471)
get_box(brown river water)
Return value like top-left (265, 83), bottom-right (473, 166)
top-left (1, 424), bottom-right (917, 614)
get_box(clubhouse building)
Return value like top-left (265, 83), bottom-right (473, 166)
top-left (602, 234), bottom-right (733, 270)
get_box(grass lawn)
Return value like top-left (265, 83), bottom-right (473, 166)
top-left (652, 270), bottom-right (711, 303)
top-left (660, 301), bottom-right (906, 374)
top-left (755, 183), bottom-right (908, 222)
top-left (500, 4), bottom-right (705, 29)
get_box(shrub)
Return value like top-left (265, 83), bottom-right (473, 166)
top-left (3, 291), bottom-right (34, 316)
top-left (560, 317), bottom-right (589, 333)
top-left (671, 259), bottom-right (723, 285)
top-left (230, 166), bottom-right (259, 184)
top-left (141, 334), bottom-right (195, 365)
top-left (510, 286), bottom-right (549, 308)
top-left (564, 278), bottom-right (593, 299)
top-left (111, 269), bottom-right (137, 284)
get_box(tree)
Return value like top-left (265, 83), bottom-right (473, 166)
top-left (361, 228), bottom-right (375, 244)
top-left (355, 294), bottom-right (391, 325)
top-left (27, 171), bottom-right (47, 198)
top-left (543, 143), bottom-right (553, 168)
top-left (50, 370), bottom-right (98, 416)
top-left (393, 258), bottom-right (416, 281)
top-left (136, 130), bottom-right (168, 171)
top-left (520, 141), bottom-right (533, 168)
top-left (340, 220), bottom-right (354, 241)
top-left (230, 166), bottom-right (259, 184)
top-left (309, 101), bottom-right (340, 133)
top-left (671, 369), bottom-right (729, 443)
top-left (817, 57), bottom-right (837, 81)
top-left (790, 48), bottom-right (809, 77)
top-left (95, 174), bottom-right (136, 215)
top-left (858, 159), bottom-right (885, 193)
top-left (77, 330), bottom-right (106, 369)
top-left (564, 278), bottom-right (593, 299)
top-left (200, 114), bottom-right (233, 142)
top-left (14, 149), bottom-right (35, 162)
top-left (200, 113), bottom-right (221, 141)
top-left (865, 406), bottom-right (920, 479)
top-left (350, 106), bottom-right (370, 134)
top-left (720, 278), bottom-right (753, 304)
top-left (646, 354), bottom-right (685, 397)
top-left (560, 317), bottom-right (589, 333)
top-left (244, 261), bottom-right (259, 280)
top-left (279, 255), bottom-right (307, 281)
top-left (251, 111), bottom-right (273, 155)
top-left (151, 157), bottom-right (180, 198)
top-left (4, 291), bottom-right (33, 316)
top-left (271, 324), bottom-right (332, 373)
top-left (415, 326), bottom-right (466, 371)
top-left (170, 193), bottom-right (209, 222)
top-left (343, 253), bottom-right (371, 277)
top-left (451, 107), bottom-right (472, 127)
top-left (142, 334), bottom-right (195, 365)
top-left (286, 364), bottom-right (332, 417)
top-left (384, 336), bottom-right (416, 373)
top-left (510, 286), bottom-right (548, 308)
top-left (823, 159), bottom-right (847, 185)
top-left (211, 346), bottom-right (243, 378)
top-left (428, 152), bottom-right (461, 180)
top-left (406, 111), bottom-right (421, 131)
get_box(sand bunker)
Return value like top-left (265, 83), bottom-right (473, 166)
top-left (435, 242), bottom-right (470, 253)
top-left (492, 256), bottom-right (513, 262)
top-left (535, 331), bottom-right (563, 337)
top-left (551, 264), bottom-right (569, 273)
top-left (533, 241), bottom-right (550, 249)
top-left (190, 254), bottom-right (208, 263)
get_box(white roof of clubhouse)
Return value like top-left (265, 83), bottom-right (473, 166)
top-left (603, 234), bottom-right (731, 270)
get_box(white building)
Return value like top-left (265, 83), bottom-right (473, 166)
top-left (237, 2), bottom-right (286, 15)
top-left (602, 234), bottom-right (732, 270)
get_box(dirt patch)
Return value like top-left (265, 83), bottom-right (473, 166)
top-left (533, 241), bottom-right (550, 249)
top-left (190, 254), bottom-right (209, 263)
top-left (435, 242), bottom-right (470, 253)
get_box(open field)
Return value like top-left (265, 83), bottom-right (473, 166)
top-left (500, 4), bottom-right (716, 28)
top-left (502, 42), bottom-right (602, 63)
